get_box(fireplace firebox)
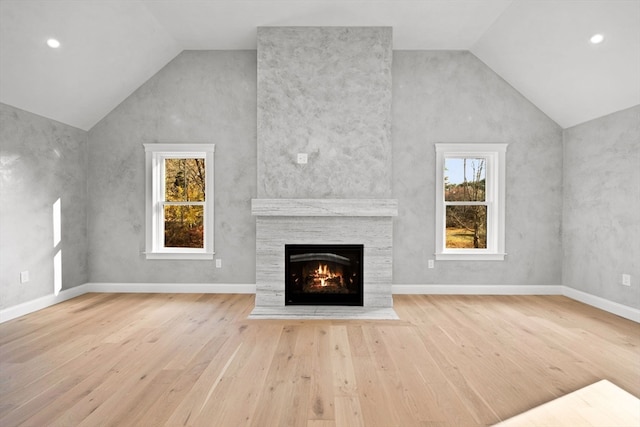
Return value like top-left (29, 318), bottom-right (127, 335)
top-left (285, 244), bottom-right (364, 306)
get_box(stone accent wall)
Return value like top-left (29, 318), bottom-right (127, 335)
top-left (257, 27), bottom-right (392, 198)
top-left (254, 27), bottom-right (396, 314)
top-left (252, 199), bottom-right (397, 309)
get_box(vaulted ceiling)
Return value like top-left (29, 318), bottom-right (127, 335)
top-left (1, 0), bottom-right (638, 131)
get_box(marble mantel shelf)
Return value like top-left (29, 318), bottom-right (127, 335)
top-left (251, 199), bottom-right (398, 217)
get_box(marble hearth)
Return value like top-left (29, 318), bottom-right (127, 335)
top-left (250, 199), bottom-right (398, 319)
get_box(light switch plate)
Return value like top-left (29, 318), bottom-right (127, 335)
top-left (297, 153), bottom-right (308, 164)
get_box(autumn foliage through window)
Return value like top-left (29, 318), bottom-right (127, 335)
top-left (163, 158), bottom-right (206, 248)
top-left (144, 143), bottom-right (214, 260)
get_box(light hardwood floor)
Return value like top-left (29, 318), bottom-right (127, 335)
top-left (0, 293), bottom-right (638, 426)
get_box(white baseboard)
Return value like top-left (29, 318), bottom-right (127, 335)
top-left (0, 284), bottom-right (89, 323)
top-left (2, 282), bottom-right (637, 324)
top-left (562, 286), bottom-right (640, 323)
top-left (391, 284), bottom-right (639, 323)
top-left (392, 284), bottom-right (563, 295)
top-left (85, 282), bottom-right (256, 294)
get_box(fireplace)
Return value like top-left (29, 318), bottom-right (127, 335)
top-left (250, 199), bottom-right (397, 318)
top-left (250, 27), bottom-right (396, 318)
top-left (285, 244), bottom-right (363, 306)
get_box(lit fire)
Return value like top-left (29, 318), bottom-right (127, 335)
top-left (314, 263), bottom-right (342, 287)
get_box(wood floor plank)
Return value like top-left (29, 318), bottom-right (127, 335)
top-left (127, 336), bottom-right (230, 426)
top-left (163, 337), bottom-right (241, 426)
top-left (351, 356), bottom-right (398, 427)
top-left (247, 324), bottom-right (300, 426)
top-left (379, 324), bottom-right (453, 425)
top-left (307, 324), bottom-right (336, 422)
top-left (348, 325), bottom-right (407, 427)
top-left (0, 293), bottom-right (638, 426)
top-left (330, 325), bottom-right (358, 397)
top-left (334, 395), bottom-right (365, 427)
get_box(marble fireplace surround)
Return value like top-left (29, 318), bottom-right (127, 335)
top-left (249, 199), bottom-right (398, 319)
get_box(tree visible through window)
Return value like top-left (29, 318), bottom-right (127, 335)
top-left (144, 143), bottom-right (215, 260)
top-left (435, 143), bottom-right (507, 261)
top-left (444, 158), bottom-right (487, 249)
top-left (164, 158), bottom-right (206, 248)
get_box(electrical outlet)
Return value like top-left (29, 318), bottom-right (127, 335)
top-left (428, 259), bottom-right (435, 269)
top-left (622, 274), bottom-right (631, 286)
top-left (216, 259), bottom-right (222, 269)
top-left (297, 153), bottom-right (308, 164)
top-left (20, 271), bottom-right (29, 283)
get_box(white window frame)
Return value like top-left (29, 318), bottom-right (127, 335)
top-left (144, 143), bottom-right (215, 260)
top-left (435, 143), bottom-right (507, 261)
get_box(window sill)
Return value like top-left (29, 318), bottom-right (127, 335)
top-left (145, 252), bottom-right (214, 260)
top-left (435, 252), bottom-right (506, 261)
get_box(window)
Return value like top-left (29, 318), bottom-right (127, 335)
top-left (144, 143), bottom-right (215, 260)
top-left (435, 143), bottom-right (507, 261)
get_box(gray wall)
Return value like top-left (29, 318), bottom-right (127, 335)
top-left (563, 105), bottom-right (640, 309)
top-left (257, 27), bottom-right (392, 198)
top-left (392, 51), bottom-right (564, 286)
top-left (6, 48), bottom-right (635, 312)
top-left (12, 49), bottom-right (564, 290)
top-left (87, 51), bottom-right (257, 284)
top-left (0, 103), bottom-right (88, 309)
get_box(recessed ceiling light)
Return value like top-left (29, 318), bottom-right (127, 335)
top-left (590, 34), bottom-right (604, 44)
top-left (47, 38), bottom-right (61, 48)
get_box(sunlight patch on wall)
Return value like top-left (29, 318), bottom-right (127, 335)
top-left (53, 198), bottom-right (61, 247)
top-left (53, 198), bottom-right (62, 295)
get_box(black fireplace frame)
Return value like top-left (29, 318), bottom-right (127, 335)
top-left (285, 244), bottom-right (364, 306)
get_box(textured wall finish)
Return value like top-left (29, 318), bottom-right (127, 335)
top-left (257, 27), bottom-right (393, 198)
top-left (3, 43), bottom-right (634, 317)
top-left (563, 105), bottom-right (640, 309)
top-left (392, 51), bottom-right (564, 287)
top-left (0, 103), bottom-right (88, 310)
top-left (87, 51), bottom-right (257, 284)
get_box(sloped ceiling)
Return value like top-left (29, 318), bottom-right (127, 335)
top-left (0, 0), bottom-right (638, 131)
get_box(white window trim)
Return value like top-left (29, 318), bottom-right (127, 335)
top-left (144, 143), bottom-right (215, 260)
top-left (435, 143), bottom-right (507, 261)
